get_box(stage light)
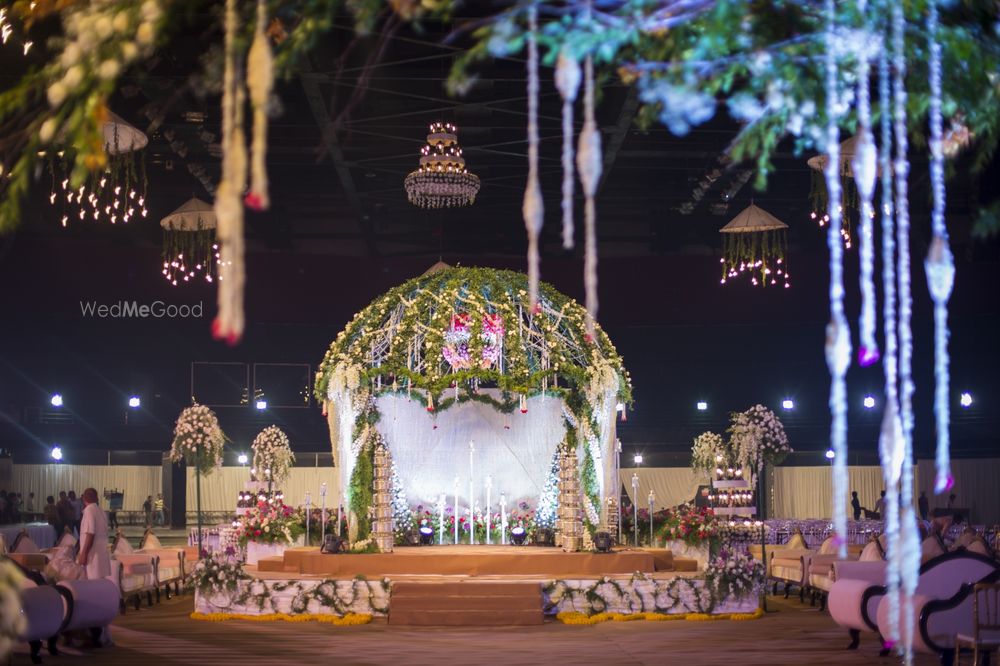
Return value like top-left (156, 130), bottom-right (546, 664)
top-left (825, 449), bottom-right (835, 460)
top-left (255, 399), bottom-right (267, 410)
top-left (863, 395), bottom-right (876, 409)
top-left (960, 392), bottom-right (973, 408)
top-left (696, 401), bottom-right (708, 411)
top-left (419, 526), bottom-right (434, 545)
top-left (593, 531), bottom-right (613, 553)
top-left (535, 527), bottom-right (556, 547)
top-left (782, 398), bottom-right (794, 410)
top-left (511, 526), bottom-right (527, 546)
top-left (50, 393), bottom-right (63, 407)
top-left (633, 453), bottom-right (643, 465)
top-left (50, 446), bottom-right (63, 461)
top-left (238, 453), bottom-right (248, 465)
top-left (128, 396), bottom-right (141, 408)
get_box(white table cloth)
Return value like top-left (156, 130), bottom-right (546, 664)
top-left (0, 522), bottom-right (56, 550)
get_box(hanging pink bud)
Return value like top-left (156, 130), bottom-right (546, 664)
top-left (244, 192), bottom-right (266, 211)
top-left (858, 345), bottom-right (881, 367)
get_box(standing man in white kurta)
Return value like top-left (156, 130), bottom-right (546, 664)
top-left (77, 488), bottom-right (111, 580)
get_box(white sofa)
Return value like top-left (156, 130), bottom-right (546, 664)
top-left (875, 550), bottom-right (1000, 662)
top-left (808, 537), bottom-right (883, 610)
top-left (15, 568), bottom-right (66, 664)
top-left (129, 529), bottom-right (185, 598)
top-left (111, 533), bottom-right (160, 612)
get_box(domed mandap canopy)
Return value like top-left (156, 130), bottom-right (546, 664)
top-left (314, 265), bottom-right (631, 551)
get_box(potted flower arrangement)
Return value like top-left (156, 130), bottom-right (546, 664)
top-left (704, 548), bottom-right (765, 613)
top-left (690, 431), bottom-right (728, 475)
top-left (233, 500), bottom-right (305, 565)
top-left (169, 403), bottom-right (226, 475)
top-left (250, 425), bottom-right (295, 485)
top-left (658, 504), bottom-right (718, 568)
top-left (189, 550), bottom-right (249, 607)
top-left (728, 404), bottom-right (791, 483)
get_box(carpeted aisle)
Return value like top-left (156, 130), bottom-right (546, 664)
top-left (8, 595), bottom-right (941, 666)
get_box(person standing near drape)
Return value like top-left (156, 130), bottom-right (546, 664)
top-left (77, 488), bottom-right (111, 580)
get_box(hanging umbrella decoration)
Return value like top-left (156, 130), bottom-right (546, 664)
top-left (719, 203), bottom-right (791, 288)
top-left (160, 197), bottom-right (220, 286)
top-left (47, 111), bottom-right (148, 227)
top-left (807, 135), bottom-right (863, 248)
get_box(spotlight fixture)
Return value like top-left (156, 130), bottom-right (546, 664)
top-left (593, 531), bottom-right (614, 553)
top-left (863, 395), bottom-right (876, 409)
top-left (237, 453), bottom-right (248, 465)
top-left (128, 396), bottom-right (141, 408)
top-left (50, 393), bottom-right (63, 407)
top-left (50, 446), bottom-right (63, 461)
top-left (510, 526), bottom-right (527, 546)
top-left (696, 401), bottom-right (708, 411)
top-left (633, 453), bottom-right (643, 465)
top-left (960, 392), bottom-right (973, 408)
top-left (781, 398), bottom-right (794, 410)
top-left (255, 399), bottom-right (267, 410)
top-left (535, 527), bottom-right (556, 547)
top-left (825, 449), bottom-right (835, 460)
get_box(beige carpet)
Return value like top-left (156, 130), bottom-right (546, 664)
top-left (8, 594), bottom-right (942, 665)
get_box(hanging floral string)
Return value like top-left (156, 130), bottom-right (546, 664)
top-left (822, 0), bottom-right (850, 560)
top-left (522, 3), bottom-right (544, 309)
top-left (877, 38), bottom-right (904, 656)
top-left (925, 0), bottom-right (955, 495)
top-left (246, 0), bottom-right (274, 211)
top-left (555, 49), bottom-right (581, 250)
top-left (213, 0), bottom-right (248, 344)
top-left (852, 0), bottom-right (879, 367)
top-left (892, 1), bottom-right (920, 661)
top-left (577, 51), bottom-right (601, 339)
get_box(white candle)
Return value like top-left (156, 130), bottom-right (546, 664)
top-left (500, 492), bottom-right (508, 545)
top-left (438, 493), bottom-right (446, 545)
top-left (486, 475), bottom-right (493, 545)
top-left (469, 441), bottom-right (475, 545)
top-left (454, 476), bottom-right (460, 545)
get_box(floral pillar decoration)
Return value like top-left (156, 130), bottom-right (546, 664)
top-left (822, 0), bottom-right (850, 560)
top-left (925, 0), bottom-right (955, 496)
top-left (160, 197), bottom-right (219, 286)
top-left (718, 204), bottom-right (790, 287)
top-left (522, 3), bottom-right (544, 308)
top-left (555, 49), bottom-right (581, 249)
top-left (558, 445), bottom-right (582, 551)
top-left (245, 0), bottom-right (274, 211)
top-left (372, 444), bottom-right (393, 553)
top-left (577, 50), bottom-right (601, 338)
top-left (251, 425), bottom-right (295, 486)
top-left (169, 404), bottom-right (226, 557)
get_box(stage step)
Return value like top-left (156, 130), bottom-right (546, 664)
top-left (389, 582), bottom-right (544, 626)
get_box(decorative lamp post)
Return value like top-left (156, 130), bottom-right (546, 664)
top-left (453, 476), bottom-right (460, 545)
top-left (469, 441), bottom-right (475, 545)
top-left (304, 491), bottom-right (312, 546)
top-left (648, 489), bottom-right (656, 547)
top-left (500, 492), bottom-right (508, 545)
top-left (485, 475), bottom-right (493, 545)
top-left (438, 493), bottom-right (446, 545)
top-left (320, 483), bottom-right (327, 544)
top-left (631, 472), bottom-right (639, 547)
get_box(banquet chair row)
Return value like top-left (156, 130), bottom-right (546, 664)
top-left (5, 557), bottom-right (119, 664)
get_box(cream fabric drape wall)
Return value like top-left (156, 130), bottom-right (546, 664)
top-left (916, 458), bottom-right (1000, 525)
top-left (770, 466), bottom-right (888, 519)
top-left (185, 467), bottom-right (340, 512)
top-left (620, 468), bottom-right (704, 510)
top-left (8, 465), bottom-right (162, 510)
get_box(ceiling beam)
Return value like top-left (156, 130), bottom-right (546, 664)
top-left (299, 67), bottom-right (380, 257)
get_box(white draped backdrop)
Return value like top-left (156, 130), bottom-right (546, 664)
top-left (9, 458), bottom-right (998, 523)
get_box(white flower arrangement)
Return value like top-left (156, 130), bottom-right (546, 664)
top-left (690, 431), bottom-right (728, 473)
top-left (704, 549), bottom-right (765, 600)
top-left (169, 403), bottom-right (226, 476)
top-left (728, 404), bottom-right (791, 476)
top-left (0, 559), bottom-right (26, 659)
top-left (251, 425), bottom-right (295, 484)
top-left (190, 551), bottom-right (248, 598)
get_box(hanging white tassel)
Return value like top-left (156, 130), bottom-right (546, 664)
top-left (577, 53), bottom-right (602, 340)
top-left (555, 49), bottom-right (581, 250)
top-left (852, 0), bottom-right (879, 366)
top-left (212, 0), bottom-right (247, 345)
top-left (522, 4), bottom-right (544, 309)
top-left (925, 0), bottom-right (954, 495)
top-left (822, 0), bottom-right (850, 560)
top-left (245, 0), bottom-right (274, 211)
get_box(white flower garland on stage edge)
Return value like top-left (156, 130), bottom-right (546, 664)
top-left (170, 404), bottom-right (226, 476)
top-left (251, 425), bottom-right (295, 485)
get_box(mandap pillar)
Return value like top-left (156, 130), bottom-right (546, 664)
top-left (558, 446), bottom-right (583, 551)
top-left (372, 445), bottom-right (394, 553)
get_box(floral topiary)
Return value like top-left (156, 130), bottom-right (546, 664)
top-left (170, 404), bottom-right (226, 475)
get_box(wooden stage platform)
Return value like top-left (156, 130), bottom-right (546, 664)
top-left (256, 545), bottom-right (694, 577)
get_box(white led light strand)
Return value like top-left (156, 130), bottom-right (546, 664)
top-left (892, 2), bottom-right (918, 661)
top-left (823, 0), bottom-right (850, 559)
top-left (578, 50), bottom-right (601, 340)
top-left (925, 0), bottom-right (955, 495)
top-left (522, 3), bottom-right (544, 309)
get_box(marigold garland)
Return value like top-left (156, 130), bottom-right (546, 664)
top-left (554, 608), bottom-right (763, 625)
top-left (190, 612), bottom-right (372, 625)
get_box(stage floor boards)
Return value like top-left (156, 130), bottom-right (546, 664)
top-left (259, 545), bottom-right (670, 577)
top-left (11, 594), bottom-right (942, 665)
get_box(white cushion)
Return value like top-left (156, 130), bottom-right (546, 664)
top-left (14, 535), bottom-right (41, 554)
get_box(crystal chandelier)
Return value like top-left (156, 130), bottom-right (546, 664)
top-left (404, 122), bottom-right (480, 209)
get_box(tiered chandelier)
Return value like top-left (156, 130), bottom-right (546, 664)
top-left (404, 122), bottom-right (480, 209)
